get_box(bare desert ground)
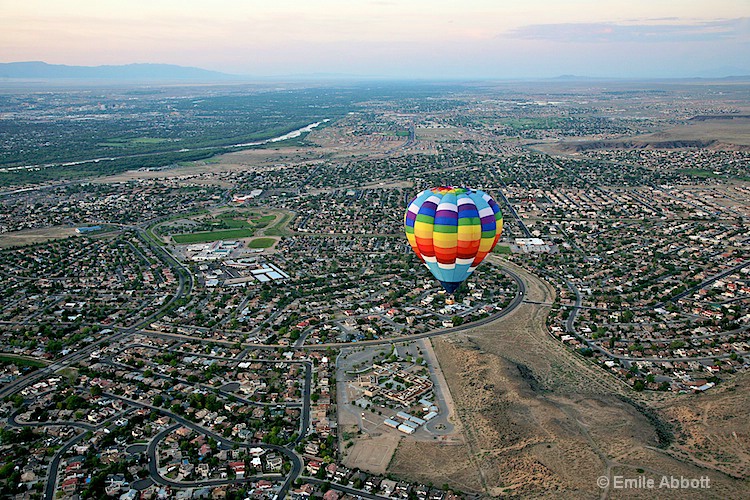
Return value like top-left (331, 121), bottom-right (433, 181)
top-left (0, 225), bottom-right (77, 248)
top-left (388, 259), bottom-right (749, 498)
top-left (343, 433), bottom-right (401, 475)
top-left (635, 116), bottom-right (750, 149)
top-left (536, 115), bottom-right (750, 155)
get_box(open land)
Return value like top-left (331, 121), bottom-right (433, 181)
top-left (0, 225), bottom-right (78, 248)
top-left (390, 259), bottom-right (749, 498)
top-left (0, 79), bottom-right (748, 499)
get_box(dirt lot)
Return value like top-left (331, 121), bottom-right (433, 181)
top-left (0, 226), bottom-right (77, 248)
top-left (388, 259), bottom-right (749, 498)
top-left (343, 433), bottom-right (401, 475)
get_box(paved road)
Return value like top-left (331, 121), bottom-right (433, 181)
top-left (420, 338), bottom-right (455, 436)
top-left (661, 259), bottom-right (750, 306)
top-left (141, 266), bottom-right (527, 351)
top-left (0, 226), bottom-right (195, 498)
top-left (564, 278), bottom-right (582, 334)
top-left (119, 394), bottom-right (303, 497)
top-left (586, 344), bottom-right (748, 364)
top-left (0, 329), bottom-right (128, 401)
top-left (145, 424), bottom-right (286, 489)
top-left (0, 225), bottom-right (191, 401)
top-left (496, 181), bottom-right (532, 238)
top-left (385, 124), bottom-right (415, 154)
top-left (44, 431), bottom-right (88, 500)
top-left (561, 263), bottom-right (750, 364)
top-left (6, 409), bottom-right (93, 500)
top-left (8, 411), bottom-right (97, 432)
top-left (296, 362), bottom-right (312, 445)
top-left (2, 227), bottom-right (529, 498)
top-left (100, 354), bottom-right (302, 409)
top-left (300, 476), bottom-right (392, 500)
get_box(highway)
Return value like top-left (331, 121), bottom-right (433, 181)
top-left (564, 278), bottom-right (582, 334)
top-left (385, 124), bottom-right (415, 154)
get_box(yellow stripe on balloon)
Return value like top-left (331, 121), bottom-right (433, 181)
top-left (457, 224), bottom-right (480, 241)
top-left (478, 237), bottom-right (494, 252)
top-left (413, 221), bottom-right (434, 239)
top-left (433, 231), bottom-right (457, 248)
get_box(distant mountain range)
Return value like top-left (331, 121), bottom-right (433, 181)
top-left (1, 61), bottom-right (748, 82)
top-left (550, 74), bottom-right (750, 82)
top-left (0, 61), bottom-right (234, 80)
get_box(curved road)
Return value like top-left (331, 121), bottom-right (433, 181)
top-left (1, 230), bottom-right (529, 498)
top-left (139, 265), bottom-right (526, 351)
top-left (44, 432), bottom-right (88, 500)
top-left (114, 394), bottom-right (303, 498)
top-left (145, 424), bottom-right (287, 489)
top-left (301, 476), bottom-right (392, 500)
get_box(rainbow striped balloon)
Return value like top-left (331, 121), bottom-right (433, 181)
top-left (404, 186), bottom-right (503, 294)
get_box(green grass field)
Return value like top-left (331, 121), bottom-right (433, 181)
top-left (679, 168), bottom-right (722, 179)
top-left (252, 215), bottom-right (276, 228)
top-left (493, 244), bottom-right (512, 254)
top-left (172, 228), bottom-right (254, 244)
top-left (0, 355), bottom-right (46, 368)
top-left (247, 237), bottom-right (276, 249)
top-left (264, 214), bottom-right (292, 236)
top-left (214, 217), bottom-right (251, 228)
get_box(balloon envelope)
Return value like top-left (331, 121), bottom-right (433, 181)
top-left (404, 186), bottom-right (503, 294)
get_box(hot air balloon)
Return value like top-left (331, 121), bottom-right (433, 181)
top-left (404, 186), bottom-right (503, 294)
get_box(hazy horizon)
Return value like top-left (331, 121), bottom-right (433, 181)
top-left (1, 1), bottom-right (749, 79)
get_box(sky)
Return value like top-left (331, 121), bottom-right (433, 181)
top-left (1, 0), bottom-right (749, 79)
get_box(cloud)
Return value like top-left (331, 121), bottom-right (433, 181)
top-left (505, 17), bottom-right (750, 43)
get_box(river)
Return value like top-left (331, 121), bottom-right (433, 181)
top-left (2, 119), bottom-right (330, 173)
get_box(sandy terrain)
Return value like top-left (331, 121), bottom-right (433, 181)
top-left (0, 226), bottom-right (78, 248)
top-left (635, 117), bottom-right (750, 148)
top-left (343, 433), bottom-right (401, 475)
top-left (655, 372), bottom-right (750, 479)
top-left (535, 116), bottom-right (750, 155)
top-left (388, 258), bottom-right (749, 498)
